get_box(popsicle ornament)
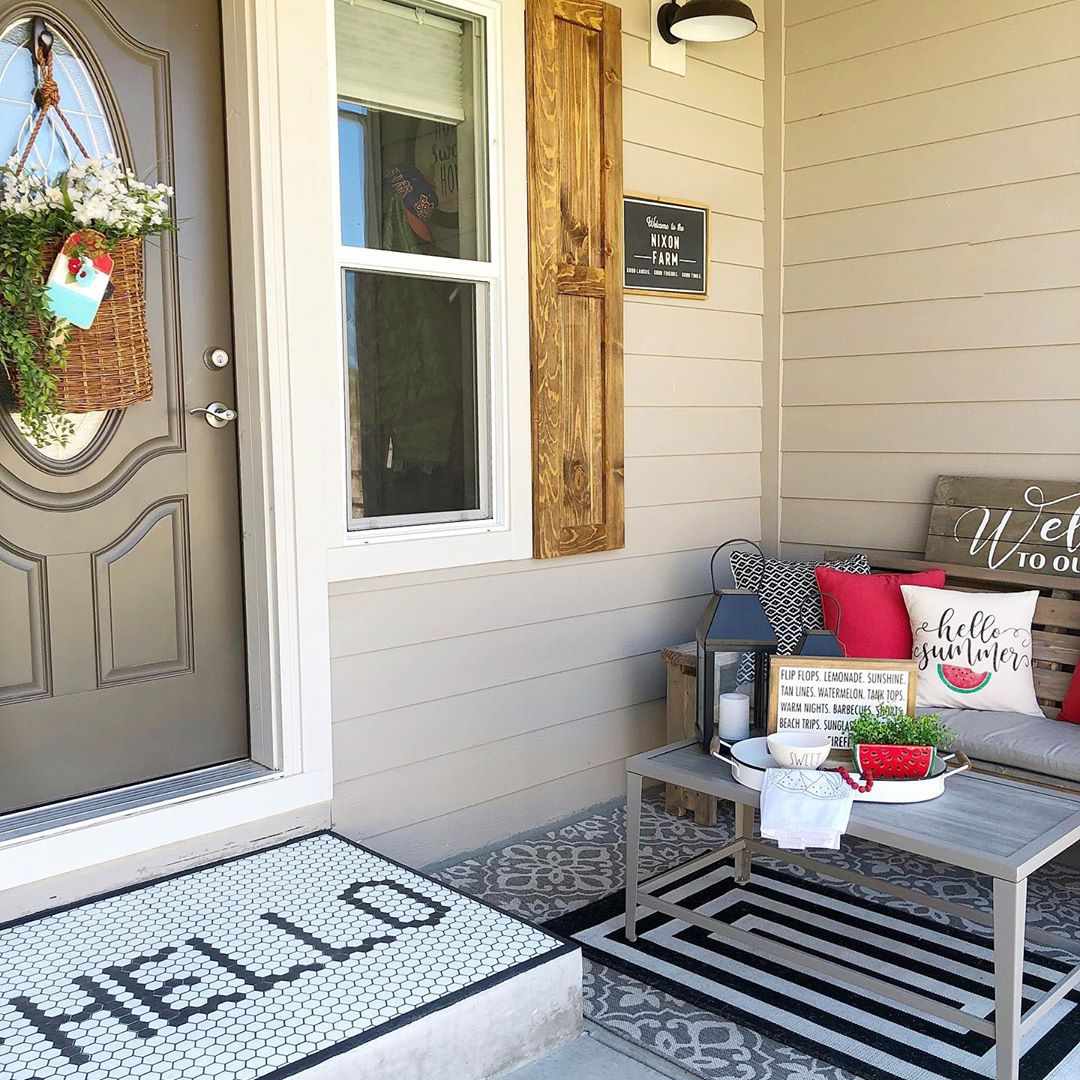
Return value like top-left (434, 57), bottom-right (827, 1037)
top-left (44, 230), bottom-right (115, 329)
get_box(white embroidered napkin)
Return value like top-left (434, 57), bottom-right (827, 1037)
top-left (760, 769), bottom-right (854, 851)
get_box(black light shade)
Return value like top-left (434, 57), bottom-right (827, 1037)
top-left (796, 629), bottom-right (846, 657)
top-left (796, 591), bottom-right (845, 657)
top-left (698, 592), bottom-right (777, 651)
top-left (656, 0), bottom-right (757, 44)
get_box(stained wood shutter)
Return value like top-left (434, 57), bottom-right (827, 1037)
top-left (527, 0), bottom-right (625, 558)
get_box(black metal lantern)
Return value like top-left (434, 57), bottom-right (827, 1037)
top-left (795, 592), bottom-right (846, 657)
top-left (697, 540), bottom-right (777, 750)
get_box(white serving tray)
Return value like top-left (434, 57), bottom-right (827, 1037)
top-left (711, 737), bottom-right (970, 804)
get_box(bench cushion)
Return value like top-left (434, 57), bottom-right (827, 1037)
top-left (923, 707), bottom-right (1080, 783)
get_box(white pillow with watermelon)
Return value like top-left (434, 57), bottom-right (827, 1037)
top-left (900, 584), bottom-right (1044, 717)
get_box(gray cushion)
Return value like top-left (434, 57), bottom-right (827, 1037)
top-left (919, 707), bottom-right (1080, 783)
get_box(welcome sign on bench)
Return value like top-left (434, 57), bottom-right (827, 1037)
top-left (767, 657), bottom-right (918, 751)
top-left (925, 475), bottom-right (1080, 577)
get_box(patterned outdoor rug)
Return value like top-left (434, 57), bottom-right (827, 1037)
top-left (435, 793), bottom-right (1080, 1080)
top-left (0, 832), bottom-right (571, 1080)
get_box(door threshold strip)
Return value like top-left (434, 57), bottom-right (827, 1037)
top-left (0, 760), bottom-right (273, 844)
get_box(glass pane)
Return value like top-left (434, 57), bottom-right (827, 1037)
top-left (0, 17), bottom-right (118, 460)
top-left (344, 270), bottom-right (487, 527)
top-left (335, 0), bottom-right (488, 260)
top-left (0, 18), bottom-right (116, 177)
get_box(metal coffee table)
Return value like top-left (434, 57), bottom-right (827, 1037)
top-left (624, 740), bottom-right (1080, 1080)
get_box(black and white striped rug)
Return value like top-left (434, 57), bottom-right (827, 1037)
top-left (546, 857), bottom-right (1080, 1080)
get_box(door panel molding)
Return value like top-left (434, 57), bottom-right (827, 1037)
top-left (0, 407), bottom-right (123, 477)
top-left (0, 435), bottom-right (181, 511)
top-left (0, 535), bottom-right (51, 705)
top-left (92, 496), bottom-right (193, 686)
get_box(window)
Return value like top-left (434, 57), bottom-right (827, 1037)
top-left (334, 0), bottom-right (498, 533)
top-left (343, 271), bottom-right (488, 525)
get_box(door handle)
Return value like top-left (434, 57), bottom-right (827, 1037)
top-left (189, 401), bottom-right (237, 428)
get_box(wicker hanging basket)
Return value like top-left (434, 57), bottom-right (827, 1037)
top-left (7, 30), bottom-right (154, 415)
top-left (34, 235), bottom-right (153, 413)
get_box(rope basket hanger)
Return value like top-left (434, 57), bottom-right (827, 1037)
top-left (9, 18), bottom-right (153, 415)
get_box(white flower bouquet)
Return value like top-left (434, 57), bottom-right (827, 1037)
top-left (0, 154), bottom-right (173, 237)
top-left (0, 155), bottom-right (175, 446)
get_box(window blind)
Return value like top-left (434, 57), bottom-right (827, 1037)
top-left (336, 0), bottom-right (467, 125)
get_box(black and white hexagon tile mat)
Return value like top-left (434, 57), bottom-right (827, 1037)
top-left (0, 832), bottom-right (574, 1080)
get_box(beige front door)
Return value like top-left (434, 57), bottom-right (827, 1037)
top-left (0, 0), bottom-right (249, 814)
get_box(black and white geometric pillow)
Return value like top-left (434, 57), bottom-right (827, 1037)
top-left (729, 550), bottom-right (871, 683)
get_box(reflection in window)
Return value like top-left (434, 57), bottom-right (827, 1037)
top-left (335, 0), bottom-right (487, 261)
top-left (344, 270), bottom-right (486, 527)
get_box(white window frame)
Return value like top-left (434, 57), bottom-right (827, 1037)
top-left (327, 0), bottom-right (532, 580)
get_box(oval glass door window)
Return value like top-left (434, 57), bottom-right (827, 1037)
top-left (0, 17), bottom-right (121, 465)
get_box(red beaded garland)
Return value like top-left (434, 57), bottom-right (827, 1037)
top-left (835, 765), bottom-right (874, 794)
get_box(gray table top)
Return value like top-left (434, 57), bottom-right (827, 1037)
top-left (628, 741), bottom-right (1080, 882)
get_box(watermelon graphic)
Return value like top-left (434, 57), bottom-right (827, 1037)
top-left (937, 664), bottom-right (991, 694)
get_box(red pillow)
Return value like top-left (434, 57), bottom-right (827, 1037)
top-left (1061, 667), bottom-right (1080, 723)
top-left (814, 567), bottom-right (947, 660)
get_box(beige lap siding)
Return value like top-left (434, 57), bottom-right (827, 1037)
top-left (778, 0), bottom-right (1080, 560)
top-left (330, 0), bottom-right (766, 865)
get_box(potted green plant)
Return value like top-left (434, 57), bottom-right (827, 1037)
top-left (849, 705), bottom-right (955, 780)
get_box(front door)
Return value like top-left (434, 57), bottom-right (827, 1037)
top-left (0, 1), bottom-right (249, 814)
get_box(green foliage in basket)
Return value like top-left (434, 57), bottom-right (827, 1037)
top-left (850, 705), bottom-right (955, 752)
top-left (0, 206), bottom-right (75, 446)
top-left (0, 157), bottom-right (174, 447)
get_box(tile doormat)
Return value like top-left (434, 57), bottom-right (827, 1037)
top-left (0, 832), bottom-right (573, 1080)
top-left (435, 794), bottom-right (1080, 1080)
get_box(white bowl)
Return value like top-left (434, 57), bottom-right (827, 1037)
top-left (766, 731), bottom-right (831, 770)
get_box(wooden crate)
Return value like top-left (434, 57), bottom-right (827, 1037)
top-left (661, 642), bottom-right (717, 826)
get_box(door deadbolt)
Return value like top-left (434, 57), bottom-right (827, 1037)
top-left (204, 347), bottom-right (231, 370)
top-left (189, 402), bottom-right (237, 428)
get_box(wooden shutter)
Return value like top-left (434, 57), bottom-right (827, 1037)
top-left (527, 0), bottom-right (624, 558)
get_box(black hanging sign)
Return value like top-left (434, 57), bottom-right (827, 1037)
top-left (626, 194), bottom-right (708, 300)
top-left (623, 194), bottom-right (709, 298)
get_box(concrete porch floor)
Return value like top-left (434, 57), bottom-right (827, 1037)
top-left (504, 1030), bottom-right (681, 1080)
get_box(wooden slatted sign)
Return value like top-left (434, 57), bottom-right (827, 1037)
top-left (527, 0), bottom-right (625, 558)
top-left (924, 475), bottom-right (1080, 577)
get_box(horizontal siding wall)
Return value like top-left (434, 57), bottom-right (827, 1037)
top-left (331, 0), bottom-right (766, 866)
top-left (779, 0), bottom-right (1080, 557)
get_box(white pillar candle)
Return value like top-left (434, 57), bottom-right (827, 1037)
top-left (716, 692), bottom-right (751, 743)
